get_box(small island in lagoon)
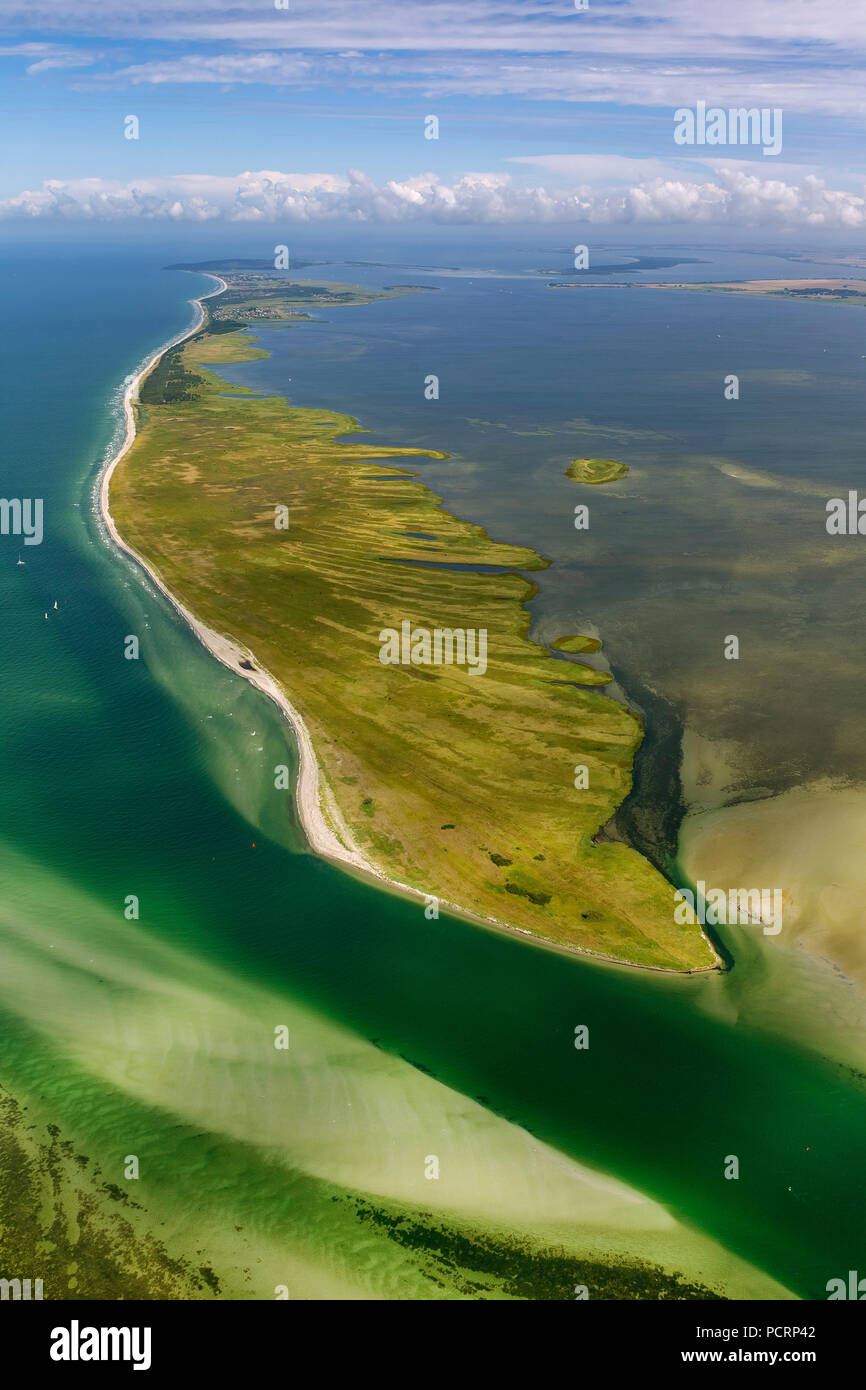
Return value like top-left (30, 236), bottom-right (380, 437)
top-left (566, 457), bottom-right (630, 485)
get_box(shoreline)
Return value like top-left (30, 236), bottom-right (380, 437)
top-left (96, 275), bottom-right (721, 977)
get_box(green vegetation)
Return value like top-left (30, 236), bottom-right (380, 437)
top-left (631, 280), bottom-right (866, 306)
top-left (353, 1196), bottom-right (724, 1300)
top-left (138, 343), bottom-right (204, 406)
top-left (782, 287), bottom-right (866, 300)
top-left (566, 457), bottom-right (630, 485)
top-left (111, 285), bottom-right (715, 971)
top-left (548, 633), bottom-right (609, 686)
top-left (204, 315), bottom-right (254, 334)
top-left (551, 634), bottom-right (601, 654)
top-left (701, 284), bottom-right (866, 303)
top-left (208, 275), bottom-right (425, 323)
top-left (550, 666), bottom-right (612, 687)
top-left (0, 1087), bottom-right (218, 1298)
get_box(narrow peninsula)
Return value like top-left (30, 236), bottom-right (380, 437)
top-left (106, 265), bottom-right (717, 972)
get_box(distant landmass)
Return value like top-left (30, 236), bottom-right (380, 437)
top-left (165, 258), bottom-right (324, 271)
top-left (542, 255), bottom-right (709, 276)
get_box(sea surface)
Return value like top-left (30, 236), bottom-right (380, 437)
top-left (1, 230), bottom-right (865, 1299)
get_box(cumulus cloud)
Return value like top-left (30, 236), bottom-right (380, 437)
top-left (3, 166), bottom-right (866, 229)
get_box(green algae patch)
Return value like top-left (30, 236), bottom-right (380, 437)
top-left (0, 1087), bottom-right (218, 1299)
top-left (567, 457), bottom-right (630, 485)
top-left (111, 282), bottom-right (715, 972)
top-left (352, 1196), bottom-right (723, 1300)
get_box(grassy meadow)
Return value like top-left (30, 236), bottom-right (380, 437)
top-left (110, 284), bottom-right (715, 971)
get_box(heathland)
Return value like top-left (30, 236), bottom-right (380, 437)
top-left (109, 271), bottom-right (715, 971)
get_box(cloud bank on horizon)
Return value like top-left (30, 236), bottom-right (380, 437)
top-left (6, 167), bottom-right (866, 229)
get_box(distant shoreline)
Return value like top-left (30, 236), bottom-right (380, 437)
top-left (549, 277), bottom-right (866, 303)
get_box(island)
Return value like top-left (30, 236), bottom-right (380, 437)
top-left (205, 271), bottom-right (427, 323)
top-left (105, 263), bottom-right (718, 972)
top-left (566, 457), bottom-right (630, 485)
top-left (551, 278), bottom-right (866, 307)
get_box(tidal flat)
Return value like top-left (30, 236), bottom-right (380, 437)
top-left (0, 843), bottom-right (786, 1300)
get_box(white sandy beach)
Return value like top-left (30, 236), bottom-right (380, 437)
top-left (97, 276), bottom-right (384, 877)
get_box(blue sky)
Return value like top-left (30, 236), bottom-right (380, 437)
top-left (2, 1), bottom-right (866, 229)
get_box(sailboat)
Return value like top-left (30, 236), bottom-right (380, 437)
top-left (16, 551), bottom-right (24, 566)
top-left (53, 601), bottom-right (58, 610)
